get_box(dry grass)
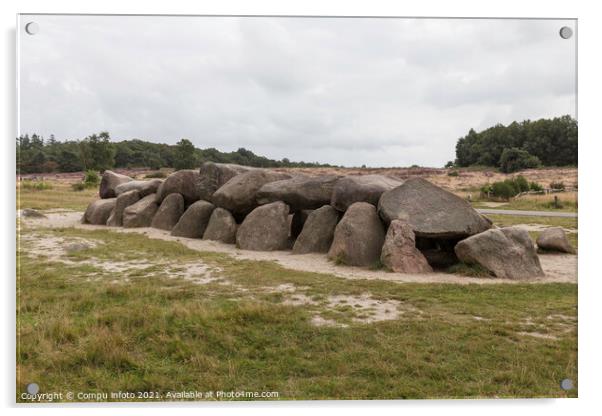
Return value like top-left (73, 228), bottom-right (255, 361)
top-left (17, 227), bottom-right (578, 401)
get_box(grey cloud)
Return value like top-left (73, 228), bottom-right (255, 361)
top-left (19, 15), bottom-right (576, 167)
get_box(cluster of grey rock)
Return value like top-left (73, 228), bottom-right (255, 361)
top-left (83, 163), bottom-right (575, 280)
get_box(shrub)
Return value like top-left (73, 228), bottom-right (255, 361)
top-left (71, 182), bottom-right (86, 191)
top-left (550, 181), bottom-right (565, 190)
top-left (83, 170), bottom-right (99, 187)
top-left (491, 181), bottom-right (517, 200)
top-left (498, 147), bottom-right (541, 173)
top-left (529, 181), bottom-right (544, 192)
top-left (514, 175), bottom-right (530, 193)
top-left (448, 170), bottom-right (459, 177)
top-left (21, 180), bottom-right (53, 191)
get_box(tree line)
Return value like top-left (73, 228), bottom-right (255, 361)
top-left (16, 132), bottom-right (336, 174)
top-left (452, 115), bottom-right (577, 172)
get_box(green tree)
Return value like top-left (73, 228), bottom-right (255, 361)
top-left (498, 148), bottom-right (541, 173)
top-left (173, 139), bottom-right (198, 170)
top-left (79, 132), bottom-right (115, 172)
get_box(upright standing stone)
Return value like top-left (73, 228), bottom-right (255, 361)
top-left (236, 201), bottom-right (290, 251)
top-left (122, 194), bottom-right (159, 228)
top-left (203, 207), bottom-right (238, 244)
top-left (107, 190), bottom-right (140, 226)
top-left (171, 200), bottom-right (215, 238)
top-left (151, 193), bottom-right (185, 231)
top-left (381, 220), bottom-right (433, 273)
top-left (83, 198), bottom-right (117, 225)
top-left (327, 202), bottom-right (386, 267)
top-left (292, 205), bottom-right (339, 254)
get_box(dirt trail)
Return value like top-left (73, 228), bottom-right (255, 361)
top-left (19, 211), bottom-right (578, 285)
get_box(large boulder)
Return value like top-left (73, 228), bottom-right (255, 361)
top-left (203, 207), bottom-right (238, 244)
top-left (454, 227), bottom-right (544, 279)
top-left (198, 162), bottom-right (256, 201)
top-left (115, 179), bottom-right (163, 198)
top-left (82, 198), bottom-right (116, 225)
top-left (122, 194), bottom-right (159, 228)
top-left (256, 175), bottom-right (341, 211)
top-left (151, 193), bottom-right (185, 231)
top-left (536, 227), bottom-right (576, 253)
top-left (378, 177), bottom-right (491, 238)
top-left (99, 170), bottom-right (133, 198)
top-left (331, 175), bottom-right (402, 212)
top-left (381, 220), bottom-right (433, 273)
top-left (171, 200), bottom-right (215, 238)
top-left (212, 170), bottom-right (291, 215)
top-left (292, 205), bottom-right (339, 254)
top-left (327, 202), bottom-right (386, 267)
top-left (107, 190), bottom-right (140, 226)
top-left (156, 170), bottom-right (201, 205)
top-left (236, 201), bottom-right (290, 251)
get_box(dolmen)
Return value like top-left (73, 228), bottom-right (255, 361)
top-left (82, 166), bottom-right (552, 279)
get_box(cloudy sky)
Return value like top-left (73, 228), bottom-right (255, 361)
top-left (18, 15), bottom-right (576, 167)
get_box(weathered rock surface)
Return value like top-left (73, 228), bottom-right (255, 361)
top-left (151, 193), bottom-right (185, 230)
top-left (198, 162), bottom-right (256, 201)
top-left (536, 227), bottom-right (576, 253)
top-left (454, 226), bottom-right (544, 279)
top-left (99, 170), bottom-right (133, 199)
top-left (122, 194), bottom-right (159, 228)
top-left (380, 220), bottom-right (433, 273)
top-left (83, 198), bottom-right (117, 225)
top-left (171, 200), bottom-right (215, 238)
top-left (256, 175), bottom-right (341, 211)
top-left (212, 170), bottom-right (291, 214)
top-left (156, 170), bottom-right (201, 204)
top-left (115, 179), bottom-right (163, 198)
top-left (107, 189), bottom-right (140, 226)
top-left (236, 201), bottom-right (290, 251)
top-left (378, 177), bottom-right (491, 238)
top-left (327, 202), bottom-right (386, 267)
top-left (292, 205), bottom-right (339, 254)
top-left (203, 207), bottom-right (238, 244)
top-left (331, 175), bottom-right (402, 212)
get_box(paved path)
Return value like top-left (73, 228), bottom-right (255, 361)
top-left (476, 209), bottom-right (577, 218)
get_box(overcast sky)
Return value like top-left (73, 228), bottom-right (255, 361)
top-left (18, 15), bottom-right (576, 167)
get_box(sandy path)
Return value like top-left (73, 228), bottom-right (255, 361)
top-left (19, 211), bottom-right (578, 285)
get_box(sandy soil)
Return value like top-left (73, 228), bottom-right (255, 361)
top-left (19, 211), bottom-right (578, 285)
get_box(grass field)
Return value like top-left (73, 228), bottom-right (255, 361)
top-left (17, 227), bottom-right (577, 401)
top-left (472, 192), bottom-right (578, 213)
top-left (17, 180), bottom-right (98, 211)
top-left (16, 175), bottom-right (578, 401)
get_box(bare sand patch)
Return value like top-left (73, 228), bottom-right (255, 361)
top-left (21, 210), bottom-right (577, 285)
top-left (19, 229), bottom-right (222, 285)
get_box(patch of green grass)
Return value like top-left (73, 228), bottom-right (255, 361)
top-left (17, 180), bottom-right (98, 211)
top-left (20, 180), bottom-right (53, 191)
top-left (472, 196), bottom-right (577, 213)
top-left (447, 262), bottom-right (493, 278)
top-left (17, 227), bottom-right (577, 401)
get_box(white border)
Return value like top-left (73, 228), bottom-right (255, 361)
top-left (3, 1), bottom-right (601, 415)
